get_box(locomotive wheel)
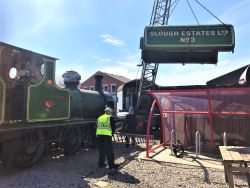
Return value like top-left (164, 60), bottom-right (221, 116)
top-left (82, 127), bottom-right (96, 148)
top-left (61, 127), bottom-right (82, 156)
top-left (14, 130), bottom-right (45, 168)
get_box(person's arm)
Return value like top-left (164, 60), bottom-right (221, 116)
top-left (125, 115), bottom-right (128, 125)
top-left (110, 116), bottom-right (116, 135)
top-left (94, 120), bottom-right (97, 129)
top-left (133, 114), bottom-right (137, 125)
top-left (132, 114), bottom-right (137, 131)
top-left (124, 115), bottom-right (130, 131)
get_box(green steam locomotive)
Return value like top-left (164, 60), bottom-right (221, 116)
top-left (0, 42), bottom-right (116, 168)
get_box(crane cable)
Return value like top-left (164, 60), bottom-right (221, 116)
top-left (193, 0), bottom-right (225, 25)
top-left (159, 0), bottom-right (226, 25)
top-left (186, 0), bottom-right (199, 24)
top-left (169, 0), bottom-right (180, 19)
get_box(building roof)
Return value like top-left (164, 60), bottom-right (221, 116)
top-left (81, 71), bottom-right (131, 86)
top-left (206, 64), bottom-right (250, 86)
top-left (117, 79), bottom-right (159, 92)
top-left (117, 79), bottom-right (139, 92)
top-left (94, 71), bottom-right (131, 83)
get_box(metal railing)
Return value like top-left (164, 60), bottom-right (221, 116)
top-left (170, 129), bottom-right (176, 155)
top-left (195, 130), bottom-right (201, 157)
top-left (223, 132), bottom-right (227, 146)
top-left (113, 132), bottom-right (155, 144)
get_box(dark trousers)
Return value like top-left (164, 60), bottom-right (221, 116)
top-left (125, 128), bottom-right (136, 147)
top-left (97, 136), bottom-right (114, 167)
top-left (125, 131), bottom-right (136, 148)
top-left (125, 135), bottom-right (135, 144)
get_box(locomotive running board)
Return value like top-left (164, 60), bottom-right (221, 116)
top-left (113, 132), bottom-right (156, 144)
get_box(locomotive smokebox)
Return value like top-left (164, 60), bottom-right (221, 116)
top-left (62, 72), bottom-right (107, 119)
top-left (94, 74), bottom-right (103, 92)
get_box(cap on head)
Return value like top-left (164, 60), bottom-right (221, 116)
top-left (129, 107), bottom-right (134, 113)
top-left (105, 107), bottom-right (113, 114)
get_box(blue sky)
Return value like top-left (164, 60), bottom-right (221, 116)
top-left (1, 0), bottom-right (250, 86)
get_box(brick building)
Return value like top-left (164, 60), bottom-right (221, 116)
top-left (80, 71), bottom-right (131, 96)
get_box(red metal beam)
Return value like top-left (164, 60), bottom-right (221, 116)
top-left (146, 99), bottom-right (157, 158)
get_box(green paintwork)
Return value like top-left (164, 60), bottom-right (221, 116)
top-left (27, 59), bottom-right (70, 122)
top-left (0, 77), bottom-right (5, 124)
top-left (144, 24), bottom-right (235, 51)
top-left (70, 89), bottom-right (105, 119)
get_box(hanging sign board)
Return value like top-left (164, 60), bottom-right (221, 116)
top-left (144, 24), bottom-right (235, 51)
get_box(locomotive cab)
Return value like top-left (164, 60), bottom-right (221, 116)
top-left (0, 42), bottom-right (116, 168)
top-left (0, 42), bottom-right (70, 124)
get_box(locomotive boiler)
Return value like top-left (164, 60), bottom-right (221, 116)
top-left (0, 42), bottom-right (115, 168)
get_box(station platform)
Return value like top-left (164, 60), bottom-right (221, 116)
top-left (137, 146), bottom-right (223, 170)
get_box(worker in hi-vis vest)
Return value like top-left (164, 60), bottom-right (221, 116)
top-left (96, 107), bottom-right (119, 169)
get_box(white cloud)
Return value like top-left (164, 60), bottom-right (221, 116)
top-left (90, 55), bottom-right (111, 63)
top-left (156, 57), bottom-right (250, 86)
top-left (100, 33), bottom-right (124, 46)
top-left (55, 56), bottom-right (95, 84)
top-left (56, 52), bottom-right (140, 84)
top-left (5, 0), bottom-right (68, 41)
top-left (101, 66), bottom-right (139, 80)
top-left (116, 53), bottom-right (141, 69)
top-left (219, 0), bottom-right (249, 22)
top-left (98, 52), bottom-right (141, 80)
top-left (56, 63), bottom-right (94, 85)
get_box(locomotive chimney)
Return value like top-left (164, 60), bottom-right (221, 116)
top-left (62, 71), bottom-right (81, 89)
top-left (94, 74), bottom-right (103, 92)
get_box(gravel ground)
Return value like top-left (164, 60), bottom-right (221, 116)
top-left (0, 143), bottom-right (248, 188)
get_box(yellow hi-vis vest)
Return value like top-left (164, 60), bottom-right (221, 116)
top-left (96, 114), bottom-right (112, 136)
